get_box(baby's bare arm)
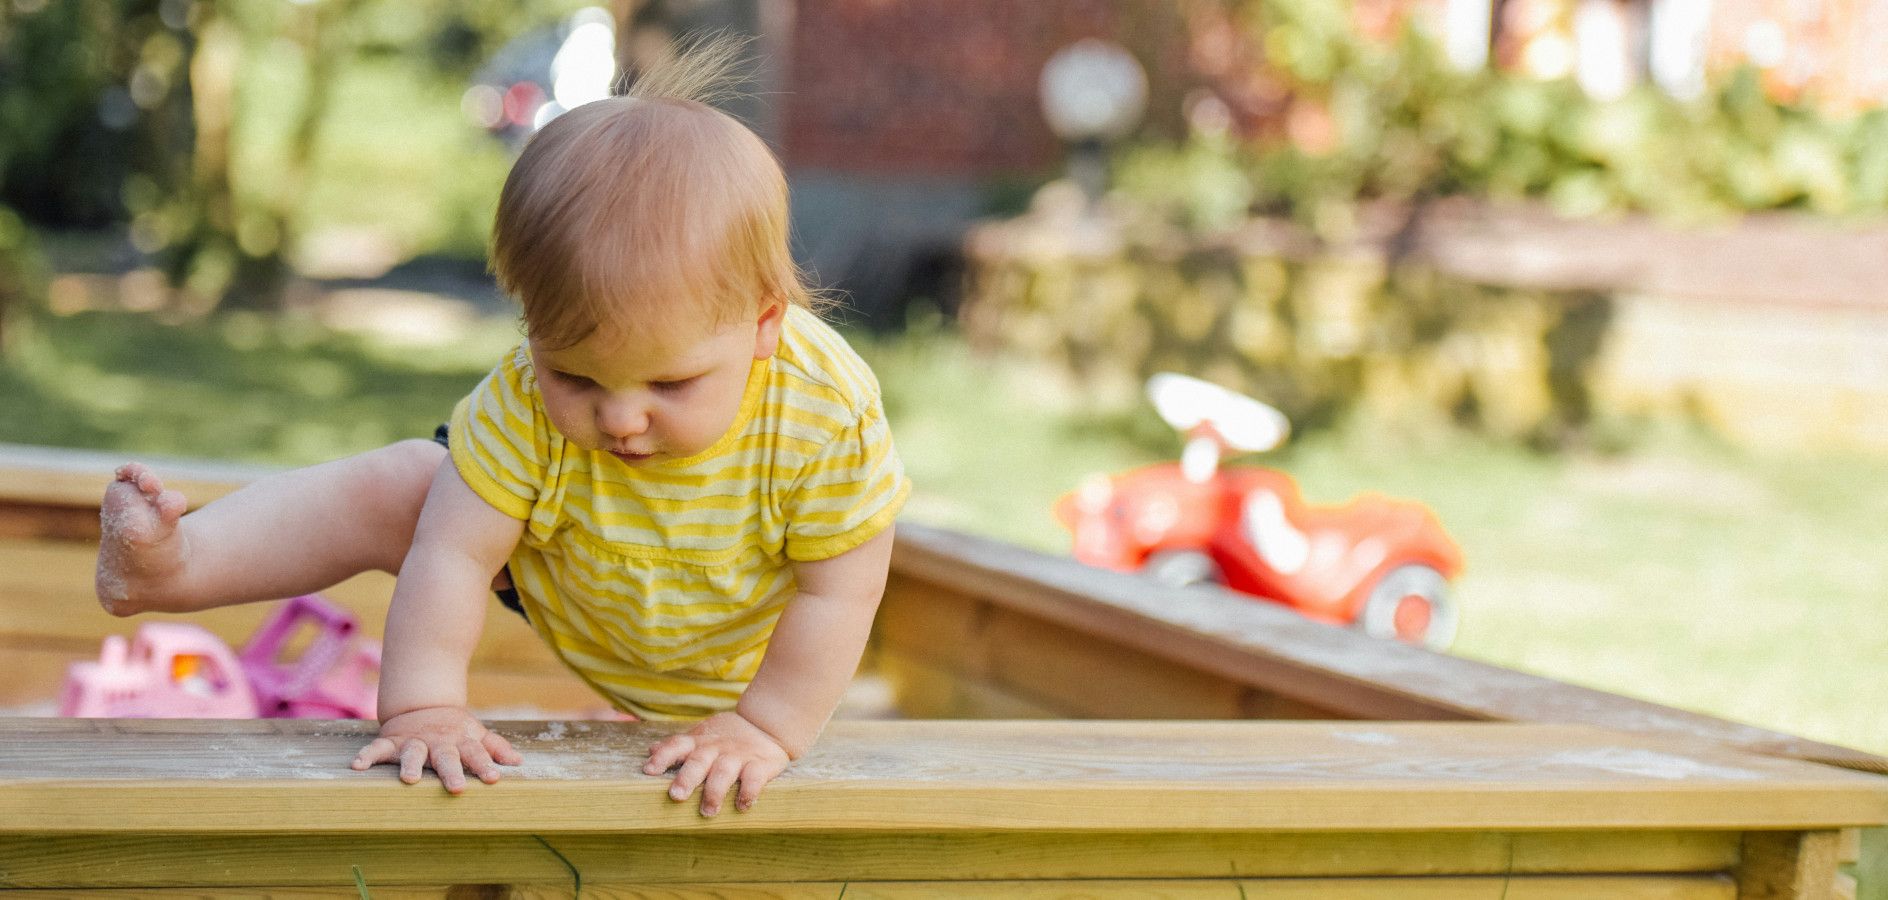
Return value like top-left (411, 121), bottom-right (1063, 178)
top-left (351, 459), bottom-right (526, 792)
top-left (737, 524), bottom-right (896, 755)
top-left (645, 525), bottom-right (895, 815)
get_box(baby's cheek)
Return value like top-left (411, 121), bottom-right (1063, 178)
top-left (541, 401), bottom-right (592, 448)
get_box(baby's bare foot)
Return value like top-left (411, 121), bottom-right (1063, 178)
top-left (95, 462), bottom-right (191, 616)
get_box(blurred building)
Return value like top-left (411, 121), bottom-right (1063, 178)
top-left (778, 0), bottom-right (1154, 329)
top-left (641, 0), bottom-right (1189, 329)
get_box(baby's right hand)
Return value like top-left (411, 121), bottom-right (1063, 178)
top-left (349, 705), bottom-right (522, 794)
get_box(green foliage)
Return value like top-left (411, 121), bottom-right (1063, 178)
top-left (0, 0), bottom-right (194, 226)
top-left (1117, 0), bottom-right (1888, 233)
top-left (0, 205), bottom-right (46, 339)
top-left (0, 0), bottom-right (584, 308)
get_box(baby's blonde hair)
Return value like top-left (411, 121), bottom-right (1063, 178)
top-left (491, 34), bottom-right (822, 350)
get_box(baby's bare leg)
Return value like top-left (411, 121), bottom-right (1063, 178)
top-left (96, 439), bottom-right (446, 616)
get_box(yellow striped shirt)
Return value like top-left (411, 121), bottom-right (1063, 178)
top-left (447, 306), bottom-right (910, 719)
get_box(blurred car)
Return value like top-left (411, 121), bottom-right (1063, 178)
top-left (461, 7), bottom-right (619, 150)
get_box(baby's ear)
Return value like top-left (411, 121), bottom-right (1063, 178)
top-left (753, 298), bottom-right (786, 360)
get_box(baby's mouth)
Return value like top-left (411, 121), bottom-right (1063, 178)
top-left (608, 448), bottom-right (657, 462)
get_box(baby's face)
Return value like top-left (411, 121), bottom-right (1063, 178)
top-left (529, 303), bottom-right (783, 465)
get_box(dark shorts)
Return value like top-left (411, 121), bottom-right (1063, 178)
top-left (432, 424), bottom-right (528, 622)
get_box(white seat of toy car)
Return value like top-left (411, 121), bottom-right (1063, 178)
top-left (1147, 372), bottom-right (1290, 453)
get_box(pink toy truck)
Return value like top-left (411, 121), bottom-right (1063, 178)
top-left (61, 593), bottom-right (382, 720)
top-left (238, 594), bottom-right (380, 719)
top-left (60, 622), bottom-right (259, 718)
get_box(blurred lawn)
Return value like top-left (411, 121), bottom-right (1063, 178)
top-left (4, 306), bottom-right (1885, 763)
top-left (237, 52), bottom-right (514, 261)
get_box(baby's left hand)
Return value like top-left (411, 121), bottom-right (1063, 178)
top-left (643, 711), bottom-right (791, 817)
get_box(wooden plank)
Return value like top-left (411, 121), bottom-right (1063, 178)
top-left (874, 651), bottom-right (1064, 719)
top-left (836, 884), bottom-right (1241, 899)
top-left (889, 523), bottom-right (1888, 774)
top-left (875, 580), bottom-right (1348, 720)
top-left (0, 538), bottom-right (569, 675)
top-left (0, 830), bottom-right (1745, 888)
top-left (5, 888), bottom-right (836, 899)
top-left (1223, 875), bottom-right (1735, 899)
top-left (1, 720), bottom-right (1883, 833)
top-left (1836, 828), bottom-right (1860, 864)
top-left (0, 878), bottom-right (1743, 899)
top-left (0, 443), bottom-right (261, 508)
top-left (0, 501), bottom-right (101, 542)
top-left (1735, 831), bottom-right (1842, 900)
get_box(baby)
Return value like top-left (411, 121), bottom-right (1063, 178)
top-left (92, 37), bottom-right (908, 817)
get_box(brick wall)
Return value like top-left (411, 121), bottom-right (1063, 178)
top-left (779, 0), bottom-right (1191, 177)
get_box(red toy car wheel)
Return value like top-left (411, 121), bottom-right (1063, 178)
top-left (1142, 549), bottom-right (1223, 588)
top-left (1358, 564), bottom-right (1457, 650)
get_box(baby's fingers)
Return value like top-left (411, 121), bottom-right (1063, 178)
top-left (669, 749), bottom-right (719, 802)
top-left (643, 735), bottom-right (695, 776)
top-left (459, 739), bottom-right (504, 785)
top-left (430, 744), bottom-right (468, 794)
top-left (350, 737), bottom-right (398, 770)
top-left (735, 758), bottom-right (787, 813)
top-left (698, 756), bottom-right (745, 817)
top-left (483, 729), bottom-right (523, 766)
top-left (398, 739), bottom-right (431, 784)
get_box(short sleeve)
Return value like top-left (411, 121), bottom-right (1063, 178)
top-left (448, 347), bottom-right (550, 521)
top-left (782, 397), bottom-right (911, 562)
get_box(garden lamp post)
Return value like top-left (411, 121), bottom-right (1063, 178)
top-left (1038, 38), bottom-right (1148, 210)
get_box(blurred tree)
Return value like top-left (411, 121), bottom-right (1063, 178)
top-left (0, 0), bottom-right (582, 313)
top-left (1118, 0), bottom-right (1888, 235)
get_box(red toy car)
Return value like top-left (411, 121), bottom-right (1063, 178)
top-left (1056, 373), bottom-right (1464, 648)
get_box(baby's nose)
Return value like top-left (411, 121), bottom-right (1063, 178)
top-left (596, 399), bottom-right (649, 437)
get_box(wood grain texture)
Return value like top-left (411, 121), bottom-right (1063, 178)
top-left (2, 719), bottom-right (1883, 833)
top-left (0, 876), bottom-right (1740, 898)
top-left (874, 650), bottom-right (1065, 719)
top-left (882, 592), bottom-right (1238, 718)
top-left (1837, 828), bottom-right (1861, 864)
top-left (1219, 875), bottom-right (1735, 899)
top-left (1736, 831), bottom-right (1842, 900)
top-left (888, 523), bottom-right (1888, 773)
top-left (0, 830), bottom-right (1744, 887)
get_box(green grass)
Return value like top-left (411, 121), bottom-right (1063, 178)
top-left (235, 52), bottom-right (513, 260)
top-left (0, 308), bottom-right (520, 463)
